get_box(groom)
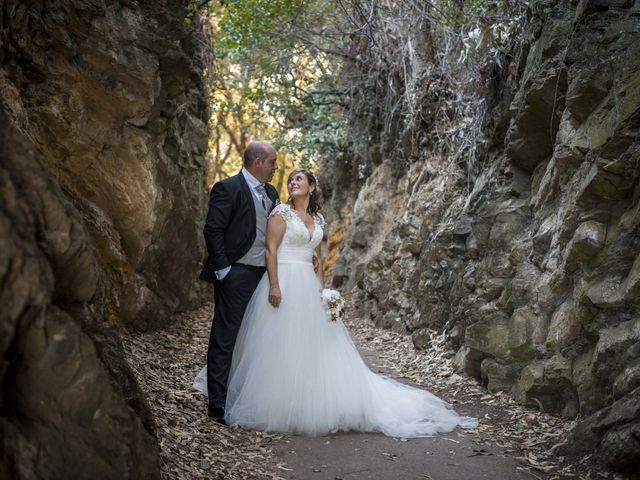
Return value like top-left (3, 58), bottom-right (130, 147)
top-left (199, 141), bottom-right (279, 423)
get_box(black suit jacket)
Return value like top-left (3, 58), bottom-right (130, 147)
top-left (199, 171), bottom-right (280, 283)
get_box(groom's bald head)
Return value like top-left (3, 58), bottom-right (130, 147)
top-left (243, 141), bottom-right (274, 168)
top-left (244, 141), bottom-right (277, 183)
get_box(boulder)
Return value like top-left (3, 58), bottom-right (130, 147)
top-left (565, 65), bottom-right (612, 123)
top-left (572, 347), bottom-right (608, 413)
top-left (453, 216), bottom-right (473, 242)
top-left (564, 221), bottom-right (606, 270)
top-left (575, 161), bottom-right (637, 209)
top-left (501, 263), bottom-right (542, 311)
top-left (505, 67), bottom-right (568, 172)
top-left (465, 306), bottom-right (545, 363)
top-left (481, 358), bottom-right (520, 393)
top-left (586, 275), bottom-right (626, 309)
top-left (487, 199), bottom-right (532, 247)
top-left (545, 297), bottom-right (593, 352)
top-left (613, 360), bottom-right (640, 399)
top-left (454, 346), bottom-right (485, 379)
top-left (592, 318), bottom-right (640, 384)
top-left (514, 354), bottom-right (579, 417)
top-left (598, 424), bottom-right (640, 472)
top-left (571, 76), bottom-right (640, 154)
top-left (532, 215), bottom-right (556, 260)
top-left (560, 387), bottom-right (640, 472)
top-left (465, 314), bottom-right (511, 361)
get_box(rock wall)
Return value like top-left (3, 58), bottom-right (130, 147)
top-left (333, 0), bottom-right (640, 471)
top-left (0, 0), bottom-right (211, 478)
top-left (0, 105), bottom-right (161, 479)
top-left (0, 0), bottom-right (210, 330)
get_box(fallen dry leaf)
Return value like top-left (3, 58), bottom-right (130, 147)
top-left (122, 300), bottom-right (626, 480)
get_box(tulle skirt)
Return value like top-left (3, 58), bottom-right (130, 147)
top-left (193, 260), bottom-right (478, 437)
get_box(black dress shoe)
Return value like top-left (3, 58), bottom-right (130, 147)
top-left (208, 405), bottom-right (227, 425)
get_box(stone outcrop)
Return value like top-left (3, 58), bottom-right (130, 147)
top-left (332, 0), bottom-right (640, 471)
top-left (0, 0), bottom-right (210, 331)
top-left (559, 386), bottom-right (640, 471)
top-left (0, 105), bottom-right (161, 479)
top-left (0, 0), bottom-right (211, 478)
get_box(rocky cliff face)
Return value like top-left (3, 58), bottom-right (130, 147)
top-left (0, 0), bottom-right (210, 330)
top-left (332, 0), bottom-right (640, 471)
top-left (0, 105), bottom-right (161, 479)
top-left (0, 0), bottom-right (210, 478)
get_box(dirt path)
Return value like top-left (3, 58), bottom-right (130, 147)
top-left (271, 350), bottom-right (537, 480)
top-left (124, 304), bottom-right (612, 480)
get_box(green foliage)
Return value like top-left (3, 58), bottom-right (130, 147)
top-left (188, 0), bottom-right (353, 187)
top-left (186, 0), bottom-right (528, 198)
top-left (217, 0), bottom-right (308, 61)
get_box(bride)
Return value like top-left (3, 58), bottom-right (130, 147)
top-left (194, 168), bottom-right (477, 437)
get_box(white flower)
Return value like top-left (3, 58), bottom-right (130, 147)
top-left (321, 289), bottom-right (345, 322)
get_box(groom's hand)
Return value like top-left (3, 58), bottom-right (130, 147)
top-left (269, 285), bottom-right (282, 308)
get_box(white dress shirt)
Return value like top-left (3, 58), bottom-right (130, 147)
top-left (241, 168), bottom-right (263, 198)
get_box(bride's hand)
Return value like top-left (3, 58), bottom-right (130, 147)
top-left (269, 285), bottom-right (282, 308)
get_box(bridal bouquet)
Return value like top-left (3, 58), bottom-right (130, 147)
top-left (321, 289), bottom-right (345, 322)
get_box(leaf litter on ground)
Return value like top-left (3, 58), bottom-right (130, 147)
top-left (124, 301), bottom-right (631, 480)
top-left (124, 306), bottom-right (288, 480)
top-left (341, 298), bottom-right (630, 480)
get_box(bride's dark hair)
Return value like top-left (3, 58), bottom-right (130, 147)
top-left (287, 168), bottom-right (322, 215)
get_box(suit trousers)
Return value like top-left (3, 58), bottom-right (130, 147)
top-left (207, 263), bottom-right (266, 409)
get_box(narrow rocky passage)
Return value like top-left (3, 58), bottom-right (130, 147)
top-left (124, 305), bottom-right (619, 480)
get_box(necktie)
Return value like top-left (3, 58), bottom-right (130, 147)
top-left (255, 184), bottom-right (268, 210)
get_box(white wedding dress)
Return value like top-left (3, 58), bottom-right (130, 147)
top-left (193, 204), bottom-right (477, 437)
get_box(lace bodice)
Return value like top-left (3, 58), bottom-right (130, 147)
top-left (269, 204), bottom-right (324, 263)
